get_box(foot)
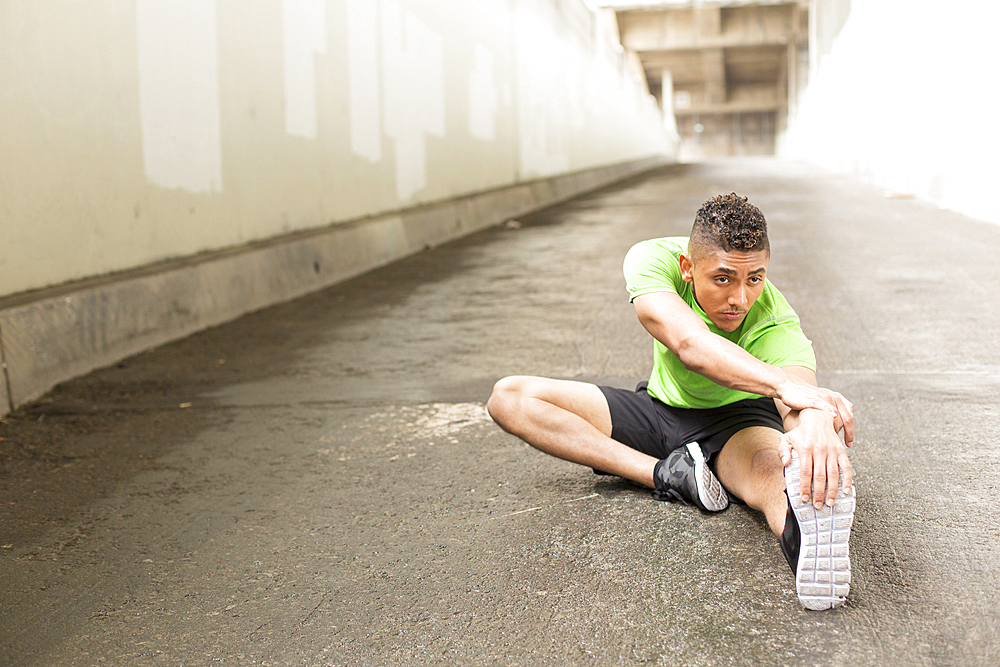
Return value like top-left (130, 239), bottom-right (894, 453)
top-left (652, 442), bottom-right (729, 512)
top-left (780, 450), bottom-right (855, 610)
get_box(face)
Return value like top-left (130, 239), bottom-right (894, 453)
top-left (679, 247), bottom-right (769, 332)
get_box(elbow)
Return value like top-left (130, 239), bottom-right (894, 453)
top-left (672, 333), bottom-right (706, 373)
top-left (635, 303), bottom-right (708, 371)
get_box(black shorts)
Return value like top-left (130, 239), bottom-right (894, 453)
top-left (598, 382), bottom-right (784, 462)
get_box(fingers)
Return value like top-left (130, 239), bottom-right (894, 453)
top-left (834, 394), bottom-right (855, 447)
top-left (798, 447), bottom-right (813, 505)
top-left (809, 447), bottom-right (852, 508)
top-left (807, 451), bottom-right (846, 509)
top-left (839, 449), bottom-right (854, 495)
top-left (778, 434), bottom-right (792, 466)
top-left (810, 452), bottom-right (828, 509)
top-left (793, 439), bottom-right (851, 509)
top-left (823, 451), bottom-right (840, 508)
top-left (815, 389), bottom-right (853, 447)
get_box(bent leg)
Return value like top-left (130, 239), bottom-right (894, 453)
top-left (714, 426), bottom-right (788, 535)
top-left (487, 376), bottom-right (657, 487)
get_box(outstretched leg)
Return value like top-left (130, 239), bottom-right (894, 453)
top-left (716, 425), bottom-right (854, 610)
top-left (486, 376), bottom-right (657, 487)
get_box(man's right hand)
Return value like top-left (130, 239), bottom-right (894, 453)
top-left (776, 374), bottom-right (854, 448)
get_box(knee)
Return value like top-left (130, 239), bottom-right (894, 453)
top-left (743, 448), bottom-right (786, 505)
top-left (750, 447), bottom-right (783, 480)
top-left (486, 376), bottom-right (530, 427)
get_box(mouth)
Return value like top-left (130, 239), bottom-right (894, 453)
top-left (721, 311), bottom-right (745, 320)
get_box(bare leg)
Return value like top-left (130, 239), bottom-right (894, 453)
top-left (714, 426), bottom-right (789, 535)
top-left (487, 376), bottom-right (657, 487)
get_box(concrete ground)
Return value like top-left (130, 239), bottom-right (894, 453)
top-left (2, 159), bottom-right (999, 666)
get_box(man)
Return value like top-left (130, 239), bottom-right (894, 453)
top-left (487, 193), bottom-right (856, 610)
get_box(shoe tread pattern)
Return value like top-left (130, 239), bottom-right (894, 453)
top-left (784, 451), bottom-right (855, 610)
top-left (688, 443), bottom-right (728, 512)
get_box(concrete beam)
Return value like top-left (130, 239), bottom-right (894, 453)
top-left (619, 3), bottom-right (797, 52)
top-left (629, 35), bottom-right (791, 52)
top-left (674, 100), bottom-right (780, 115)
top-left (641, 44), bottom-right (786, 81)
top-left (694, 5), bottom-right (721, 39)
top-left (0, 156), bottom-right (670, 415)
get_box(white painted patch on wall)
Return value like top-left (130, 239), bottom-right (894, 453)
top-left (513, 2), bottom-right (570, 178)
top-left (381, 0), bottom-right (445, 201)
top-left (135, 0), bottom-right (223, 194)
top-left (346, 0), bottom-right (382, 162)
top-left (283, 0), bottom-right (327, 140)
top-left (468, 43), bottom-right (498, 142)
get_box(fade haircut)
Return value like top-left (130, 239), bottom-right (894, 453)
top-left (689, 192), bottom-right (769, 260)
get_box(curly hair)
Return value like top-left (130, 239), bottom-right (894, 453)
top-left (689, 193), bottom-right (769, 258)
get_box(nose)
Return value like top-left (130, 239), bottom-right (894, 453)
top-left (730, 285), bottom-right (748, 307)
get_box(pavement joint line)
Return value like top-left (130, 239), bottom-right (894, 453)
top-left (496, 507), bottom-right (543, 519)
top-left (492, 493), bottom-right (601, 520)
top-left (563, 493), bottom-right (601, 504)
top-left (829, 369), bottom-right (999, 375)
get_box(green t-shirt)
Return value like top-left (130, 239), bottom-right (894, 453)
top-left (623, 236), bottom-right (816, 409)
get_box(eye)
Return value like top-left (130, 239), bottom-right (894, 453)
top-left (749, 276), bottom-right (763, 285)
top-left (715, 276), bottom-right (730, 285)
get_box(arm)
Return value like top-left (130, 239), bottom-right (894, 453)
top-left (775, 366), bottom-right (854, 509)
top-left (633, 291), bottom-right (854, 429)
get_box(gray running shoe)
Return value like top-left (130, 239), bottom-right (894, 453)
top-left (781, 450), bottom-right (855, 610)
top-left (652, 442), bottom-right (729, 512)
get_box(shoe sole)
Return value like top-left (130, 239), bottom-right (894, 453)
top-left (784, 451), bottom-right (855, 610)
top-left (687, 443), bottom-right (728, 512)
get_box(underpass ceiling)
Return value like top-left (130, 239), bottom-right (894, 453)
top-left (608, 1), bottom-right (807, 115)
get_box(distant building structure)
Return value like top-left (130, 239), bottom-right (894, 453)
top-left (602, 0), bottom-right (808, 159)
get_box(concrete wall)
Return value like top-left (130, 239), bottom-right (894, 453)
top-left (782, 0), bottom-right (1000, 225)
top-left (0, 0), bottom-right (675, 413)
top-left (1, 0), bottom-right (673, 300)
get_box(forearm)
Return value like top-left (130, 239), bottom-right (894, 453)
top-left (634, 293), bottom-right (849, 421)
top-left (671, 326), bottom-right (788, 398)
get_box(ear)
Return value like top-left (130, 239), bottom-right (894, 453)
top-left (678, 254), bottom-right (694, 283)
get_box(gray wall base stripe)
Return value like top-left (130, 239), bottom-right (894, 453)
top-left (0, 155), bottom-right (668, 415)
top-left (0, 319), bottom-right (12, 414)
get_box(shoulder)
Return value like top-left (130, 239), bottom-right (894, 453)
top-left (626, 236), bottom-right (688, 257)
top-left (739, 280), bottom-right (798, 331)
top-left (756, 279), bottom-right (797, 317)
top-left (738, 280), bottom-right (814, 365)
top-left (623, 237), bottom-right (690, 302)
top-left (624, 236), bottom-right (687, 270)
